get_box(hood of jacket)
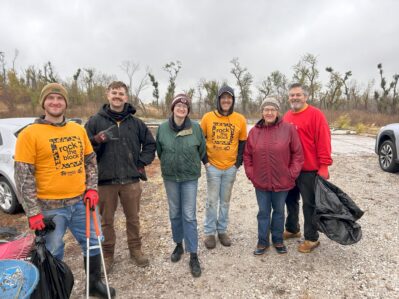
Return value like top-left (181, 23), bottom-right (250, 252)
top-left (216, 85), bottom-right (235, 116)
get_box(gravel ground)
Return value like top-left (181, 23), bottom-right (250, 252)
top-left (1, 134), bottom-right (398, 298)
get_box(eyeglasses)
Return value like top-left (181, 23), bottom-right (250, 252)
top-left (175, 104), bottom-right (188, 110)
top-left (263, 108), bottom-right (278, 113)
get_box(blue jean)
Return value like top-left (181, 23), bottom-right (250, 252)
top-left (163, 179), bottom-right (199, 253)
top-left (42, 200), bottom-right (100, 260)
top-left (204, 165), bottom-right (237, 235)
top-left (255, 189), bottom-right (288, 246)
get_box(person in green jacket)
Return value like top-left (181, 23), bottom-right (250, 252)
top-left (156, 94), bottom-right (206, 278)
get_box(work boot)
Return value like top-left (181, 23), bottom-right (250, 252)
top-left (283, 230), bottom-right (301, 240)
top-left (189, 253), bottom-right (201, 278)
top-left (130, 249), bottom-right (150, 267)
top-left (218, 233), bottom-right (232, 247)
top-left (101, 256), bottom-right (114, 277)
top-left (171, 243), bottom-right (184, 263)
top-left (298, 240), bottom-right (320, 253)
top-left (204, 235), bottom-right (216, 249)
top-left (84, 254), bottom-right (116, 298)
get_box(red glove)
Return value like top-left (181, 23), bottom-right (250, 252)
top-left (318, 164), bottom-right (330, 180)
top-left (28, 213), bottom-right (45, 231)
top-left (84, 189), bottom-right (99, 208)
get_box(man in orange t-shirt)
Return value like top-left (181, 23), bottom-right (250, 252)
top-left (200, 85), bottom-right (247, 249)
top-left (14, 83), bottom-right (115, 298)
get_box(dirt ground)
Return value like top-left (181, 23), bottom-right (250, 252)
top-left (1, 134), bottom-right (398, 298)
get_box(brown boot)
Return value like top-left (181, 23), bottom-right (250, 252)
top-left (204, 235), bottom-right (216, 249)
top-left (283, 230), bottom-right (301, 240)
top-left (298, 240), bottom-right (320, 253)
top-left (218, 233), bottom-right (232, 247)
top-left (130, 249), bottom-right (149, 267)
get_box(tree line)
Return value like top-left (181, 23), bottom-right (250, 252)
top-left (0, 50), bottom-right (398, 117)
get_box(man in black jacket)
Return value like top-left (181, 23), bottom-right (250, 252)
top-left (85, 81), bottom-right (156, 272)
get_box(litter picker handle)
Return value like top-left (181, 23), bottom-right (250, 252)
top-left (86, 203), bottom-right (101, 238)
top-left (86, 202), bottom-right (91, 238)
top-left (91, 209), bottom-right (101, 237)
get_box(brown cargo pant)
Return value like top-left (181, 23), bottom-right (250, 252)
top-left (98, 182), bottom-right (142, 258)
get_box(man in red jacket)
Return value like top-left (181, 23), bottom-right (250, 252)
top-left (283, 83), bottom-right (332, 253)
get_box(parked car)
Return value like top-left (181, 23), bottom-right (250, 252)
top-left (375, 123), bottom-right (399, 173)
top-left (0, 117), bottom-right (83, 214)
top-left (0, 118), bottom-right (36, 213)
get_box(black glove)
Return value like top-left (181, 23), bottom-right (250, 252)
top-left (94, 125), bottom-right (117, 144)
top-left (138, 167), bottom-right (148, 181)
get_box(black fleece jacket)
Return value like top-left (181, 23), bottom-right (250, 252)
top-left (85, 103), bottom-right (156, 185)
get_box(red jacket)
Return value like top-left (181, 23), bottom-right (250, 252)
top-left (243, 118), bottom-right (304, 192)
top-left (283, 105), bottom-right (332, 171)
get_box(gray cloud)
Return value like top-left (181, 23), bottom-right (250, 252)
top-left (1, 0), bottom-right (398, 100)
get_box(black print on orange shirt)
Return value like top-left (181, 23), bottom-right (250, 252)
top-left (49, 136), bottom-right (84, 175)
top-left (211, 122), bottom-right (235, 146)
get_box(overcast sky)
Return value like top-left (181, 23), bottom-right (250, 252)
top-left (1, 0), bottom-right (398, 101)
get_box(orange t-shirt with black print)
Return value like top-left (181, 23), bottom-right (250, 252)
top-left (14, 122), bottom-right (93, 200)
top-left (200, 111), bottom-right (247, 170)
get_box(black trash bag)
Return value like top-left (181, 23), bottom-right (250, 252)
top-left (30, 217), bottom-right (74, 299)
top-left (314, 175), bottom-right (364, 245)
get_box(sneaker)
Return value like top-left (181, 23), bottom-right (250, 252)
top-left (283, 230), bottom-right (301, 240)
top-left (218, 233), bottom-right (232, 247)
top-left (130, 249), bottom-right (150, 267)
top-left (298, 240), bottom-right (320, 253)
top-left (204, 235), bottom-right (216, 249)
top-left (274, 244), bottom-right (288, 254)
top-left (189, 254), bottom-right (201, 277)
top-left (171, 244), bottom-right (184, 263)
top-left (253, 245), bottom-right (269, 256)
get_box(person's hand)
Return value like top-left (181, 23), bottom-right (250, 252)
top-left (318, 164), bottom-right (330, 180)
top-left (93, 125), bottom-right (116, 144)
top-left (28, 213), bottom-right (45, 231)
top-left (138, 167), bottom-right (148, 181)
top-left (84, 189), bottom-right (99, 208)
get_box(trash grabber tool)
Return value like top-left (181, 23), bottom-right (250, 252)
top-left (86, 203), bottom-right (111, 299)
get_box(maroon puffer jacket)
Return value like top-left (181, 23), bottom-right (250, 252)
top-left (243, 118), bottom-right (304, 192)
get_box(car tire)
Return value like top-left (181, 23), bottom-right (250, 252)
top-left (0, 177), bottom-right (21, 214)
top-left (378, 140), bottom-right (399, 173)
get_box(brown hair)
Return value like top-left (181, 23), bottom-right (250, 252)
top-left (107, 81), bottom-right (128, 94)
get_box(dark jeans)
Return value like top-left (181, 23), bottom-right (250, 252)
top-left (255, 189), bottom-right (288, 247)
top-left (285, 171), bottom-right (319, 242)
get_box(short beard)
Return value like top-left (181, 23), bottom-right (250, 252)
top-left (290, 102), bottom-right (304, 112)
top-left (45, 109), bottom-right (66, 118)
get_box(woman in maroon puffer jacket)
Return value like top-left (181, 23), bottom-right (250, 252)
top-left (244, 97), bottom-right (304, 255)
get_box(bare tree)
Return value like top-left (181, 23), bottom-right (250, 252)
top-left (148, 72), bottom-right (159, 107)
top-left (324, 67), bottom-right (343, 109)
top-left (292, 53), bottom-right (321, 102)
top-left (0, 52), bottom-right (6, 83)
top-left (230, 57), bottom-right (253, 113)
top-left (120, 60), bottom-right (140, 105)
top-left (202, 79), bottom-right (220, 111)
top-left (163, 60), bottom-right (182, 112)
top-left (260, 71), bottom-right (288, 108)
top-left (132, 67), bottom-right (150, 115)
top-left (12, 49), bottom-right (19, 72)
top-left (374, 63), bottom-right (398, 113)
top-left (196, 81), bottom-right (204, 115)
top-left (326, 67), bottom-right (352, 109)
